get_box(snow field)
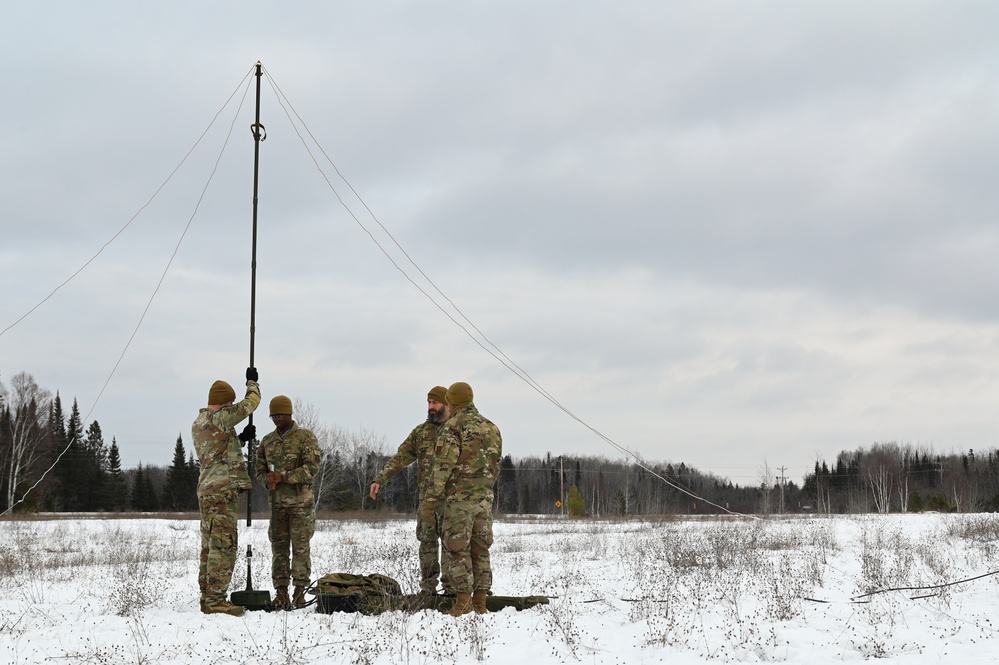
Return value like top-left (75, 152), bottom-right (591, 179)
top-left (0, 513), bottom-right (997, 663)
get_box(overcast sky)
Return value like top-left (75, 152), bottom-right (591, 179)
top-left (2, 2), bottom-right (998, 486)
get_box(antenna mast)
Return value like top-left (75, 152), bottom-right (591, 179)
top-left (232, 61), bottom-right (272, 613)
top-left (246, 61), bottom-right (265, 528)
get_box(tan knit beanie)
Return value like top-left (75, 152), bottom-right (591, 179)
top-left (428, 386), bottom-right (448, 404)
top-left (208, 380), bottom-right (236, 405)
top-left (445, 382), bottom-right (473, 406)
top-left (270, 395), bottom-right (293, 416)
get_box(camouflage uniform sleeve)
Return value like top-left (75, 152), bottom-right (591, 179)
top-left (283, 429), bottom-right (321, 485)
top-left (214, 381), bottom-right (261, 429)
top-left (373, 426), bottom-right (421, 486)
top-left (424, 425), bottom-right (458, 502)
top-left (486, 424), bottom-right (502, 483)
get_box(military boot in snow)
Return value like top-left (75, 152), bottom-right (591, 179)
top-left (472, 590), bottom-right (489, 615)
top-left (202, 600), bottom-right (245, 617)
top-left (292, 586), bottom-right (307, 609)
top-left (444, 592), bottom-right (473, 617)
top-left (273, 586), bottom-right (291, 611)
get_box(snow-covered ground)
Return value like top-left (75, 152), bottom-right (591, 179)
top-left (0, 512), bottom-right (997, 664)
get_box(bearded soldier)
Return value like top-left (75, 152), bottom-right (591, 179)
top-left (255, 395), bottom-right (321, 610)
top-left (369, 385), bottom-right (449, 595)
top-left (426, 382), bottom-right (502, 616)
top-left (193, 367), bottom-right (260, 616)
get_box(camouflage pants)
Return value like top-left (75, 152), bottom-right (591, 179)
top-left (416, 502), bottom-right (445, 593)
top-left (198, 491), bottom-right (239, 603)
top-left (269, 504), bottom-right (316, 587)
top-left (441, 498), bottom-right (493, 594)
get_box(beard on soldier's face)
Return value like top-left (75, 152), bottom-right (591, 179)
top-left (429, 406), bottom-right (446, 423)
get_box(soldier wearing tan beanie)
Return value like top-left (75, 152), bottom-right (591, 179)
top-left (429, 381), bottom-right (502, 616)
top-left (192, 366), bottom-right (261, 617)
top-left (254, 394), bottom-right (321, 610)
top-left (369, 385), bottom-right (451, 595)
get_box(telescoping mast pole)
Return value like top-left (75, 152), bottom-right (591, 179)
top-left (249, 61), bottom-right (263, 411)
top-left (233, 61), bottom-right (270, 612)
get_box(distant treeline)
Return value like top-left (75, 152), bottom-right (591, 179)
top-left (2, 371), bottom-right (997, 515)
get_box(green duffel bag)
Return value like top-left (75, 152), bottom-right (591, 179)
top-left (314, 572), bottom-right (403, 615)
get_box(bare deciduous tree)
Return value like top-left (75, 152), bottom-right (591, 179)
top-left (757, 460), bottom-right (774, 515)
top-left (290, 399), bottom-right (386, 511)
top-left (2, 372), bottom-right (52, 512)
top-left (292, 399), bottom-right (344, 510)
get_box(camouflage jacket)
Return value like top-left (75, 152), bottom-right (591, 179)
top-left (425, 403), bottom-right (502, 503)
top-left (373, 419), bottom-right (443, 498)
top-left (193, 381), bottom-right (260, 498)
top-left (254, 422), bottom-right (321, 509)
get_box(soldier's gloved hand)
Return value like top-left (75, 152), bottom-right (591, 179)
top-left (246, 366), bottom-right (258, 382)
top-left (267, 471), bottom-right (283, 490)
top-left (418, 499), bottom-right (437, 523)
top-left (237, 424), bottom-right (256, 445)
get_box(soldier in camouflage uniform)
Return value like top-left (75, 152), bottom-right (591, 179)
top-left (193, 367), bottom-right (260, 616)
top-left (255, 395), bottom-right (321, 610)
top-left (369, 386), bottom-right (449, 595)
top-left (425, 381), bottom-right (502, 616)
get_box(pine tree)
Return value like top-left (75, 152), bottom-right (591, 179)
top-left (187, 452), bottom-right (201, 505)
top-left (142, 470), bottom-right (160, 511)
top-left (81, 420), bottom-right (107, 511)
top-left (47, 394), bottom-right (67, 508)
top-left (66, 400), bottom-right (84, 449)
top-left (48, 392), bottom-right (66, 451)
top-left (187, 452), bottom-right (199, 485)
top-left (497, 455), bottom-right (519, 513)
top-left (53, 399), bottom-right (86, 510)
top-left (130, 463), bottom-right (159, 512)
top-left (130, 464), bottom-right (145, 511)
top-left (107, 438), bottom-right (129, 511)
top-left (163, 436), bottom-right (197, 511)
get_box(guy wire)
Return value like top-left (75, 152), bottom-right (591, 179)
top-left (2, 69), bottom-right (257, 516)
top-left (0, 64), bottom-right (257, 338)
top-left (261, 66), bottom-right (756, 520)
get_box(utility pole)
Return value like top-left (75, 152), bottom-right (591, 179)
top-left (777, 466), bottom-right (787, 514)
top-left (559, 455), bottom-right (565, 517)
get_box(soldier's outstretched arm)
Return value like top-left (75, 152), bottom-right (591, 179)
top-left (373, 428), bottom-right (420, 487)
